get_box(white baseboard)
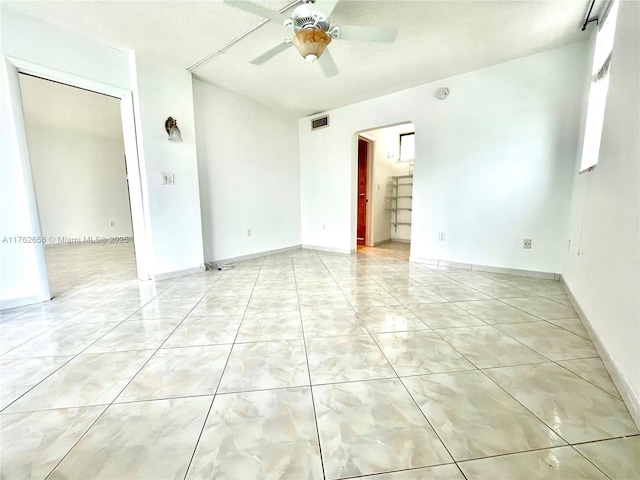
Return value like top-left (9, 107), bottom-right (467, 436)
top-left (410, 256), bottom-right (559, 280)
top-left (410, 256), bottom-right (439, 266)
top-left (472, 264), bottom-right (511, 274)
top-left (439, 260), bottom-right (472, 270)
top-left (0, 295), bottom-right (49, 311)
top-left (151, 266), bottom-right (203, 281)
top-left (561, 277), bottom-right (640, 430)
top-left (510, 268), bottom-right (560, 280)
top-left (390, 238), bottom-right (411, 244)
top-left (212, 244), bottom-right (356, 263)
top-left (301, 244), bottom-right (352, 255)
top-left (373, 239), bottom-right (392, 247)
top-left (209, 245), bottom-right (303, 265)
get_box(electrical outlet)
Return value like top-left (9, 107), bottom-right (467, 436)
top-left (247, 229), bottom-right (252, 237)
top-left (322, 224), bottom-right (326, 230)
top-left (523, 239), bottom-right (532, 249)
top-left (109, 221), bottom-right (115, 227)
top-left (438, 232), bottom-right (446, 241)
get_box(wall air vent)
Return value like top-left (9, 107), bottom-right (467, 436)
top-left (311, 115), bottom-right (329, 131)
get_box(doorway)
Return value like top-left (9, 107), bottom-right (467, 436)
top-left (357, 137), bottom-right (369, 247)
top-left (18, 74), bottom-right (136, 297)
top-left (354, 122), bottom-right (415, 251)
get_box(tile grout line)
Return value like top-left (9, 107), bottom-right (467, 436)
top-left (182, 255), bottom-right (264, 479)
top-left (0, 309), bottom-right (146, 414)
top-left (474, 320), bottom-right (623, 401)
top-left (0, 273), bottom-right (185, 399)
top-left (569, 443), bottom-right (615, 480)
top-left (41, 282), bottom-right (214, 480)
top-left (376, 263), bottom-right (559, 476)
top-left (344, 256), bottom-right (629, 476)
top-left (475, 366), bottom-right (575, 448)
top-left (356, 295), bottom-right (461, 472)
top-left (295, 248), bottom-right (328, 480)
top-left (4, 243), bottom-right (633, 479)
top-left (436, 280), bottom-right (619, 402)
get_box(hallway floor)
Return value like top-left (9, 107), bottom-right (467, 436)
top-left (1, 242), bottom-right (638, 479)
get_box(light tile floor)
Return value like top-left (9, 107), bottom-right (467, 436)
top-left (1, 242), bottom-right (639, 479)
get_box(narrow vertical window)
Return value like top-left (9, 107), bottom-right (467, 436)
top-left (399, 133), bottom-right (415, 162)
top-left (580, 0), bottom-right (619, 172)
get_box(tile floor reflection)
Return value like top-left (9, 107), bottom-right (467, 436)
top-left (0, 242), bottom-right (638, 479)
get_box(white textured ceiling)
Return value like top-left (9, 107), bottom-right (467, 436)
top-left (4, 0), bottom-right (596, 116)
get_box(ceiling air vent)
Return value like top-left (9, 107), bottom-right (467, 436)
top-left (311, 115), bottom-right (329, 131)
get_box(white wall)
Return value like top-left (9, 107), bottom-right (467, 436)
top-left (26, 126), bottom-right (132, 240)
top-left (562, 1), bottom-right (639, 420)
top-left (299, 41), bottom-right (590, 271)
top-left (193, 80), bottom-right (301, 261)
top-left (130, 53), bottom-right (204, 277)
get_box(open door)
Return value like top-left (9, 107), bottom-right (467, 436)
top-left (357, 137), bottom-right (369, 247)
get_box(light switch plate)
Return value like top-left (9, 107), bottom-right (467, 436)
top-left (162, 173), bottom-right (174, 185)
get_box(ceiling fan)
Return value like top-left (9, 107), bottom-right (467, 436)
top-left (224, 0), bottom-right (398, 78)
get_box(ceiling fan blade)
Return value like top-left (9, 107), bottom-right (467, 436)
top-left (223, 0), bottom-right (287, 23)
top-left (318, 49), bottom-right (339, 78)
top-left (250, 41), bottom-right (292, 65)
top-left (314, 0), bottom-right (340, 18)
top-left (335, 25), bottom-right (398, 43)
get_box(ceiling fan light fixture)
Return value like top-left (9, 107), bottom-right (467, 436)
top-left (292, 28), bottom-right (331, 62)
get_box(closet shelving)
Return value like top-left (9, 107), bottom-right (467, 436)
top-left (386, 175), bottom-right (413, 232)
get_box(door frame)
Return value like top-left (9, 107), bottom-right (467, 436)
top-left (357, 135), bottom-right (375, 247)
top-left (4, 57), bottom-right (151, 293)
top-left (352, 122), bottom-right (415, 251)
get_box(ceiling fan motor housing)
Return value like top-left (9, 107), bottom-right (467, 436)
top-left (291, 2), bottom-right (331, 32)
